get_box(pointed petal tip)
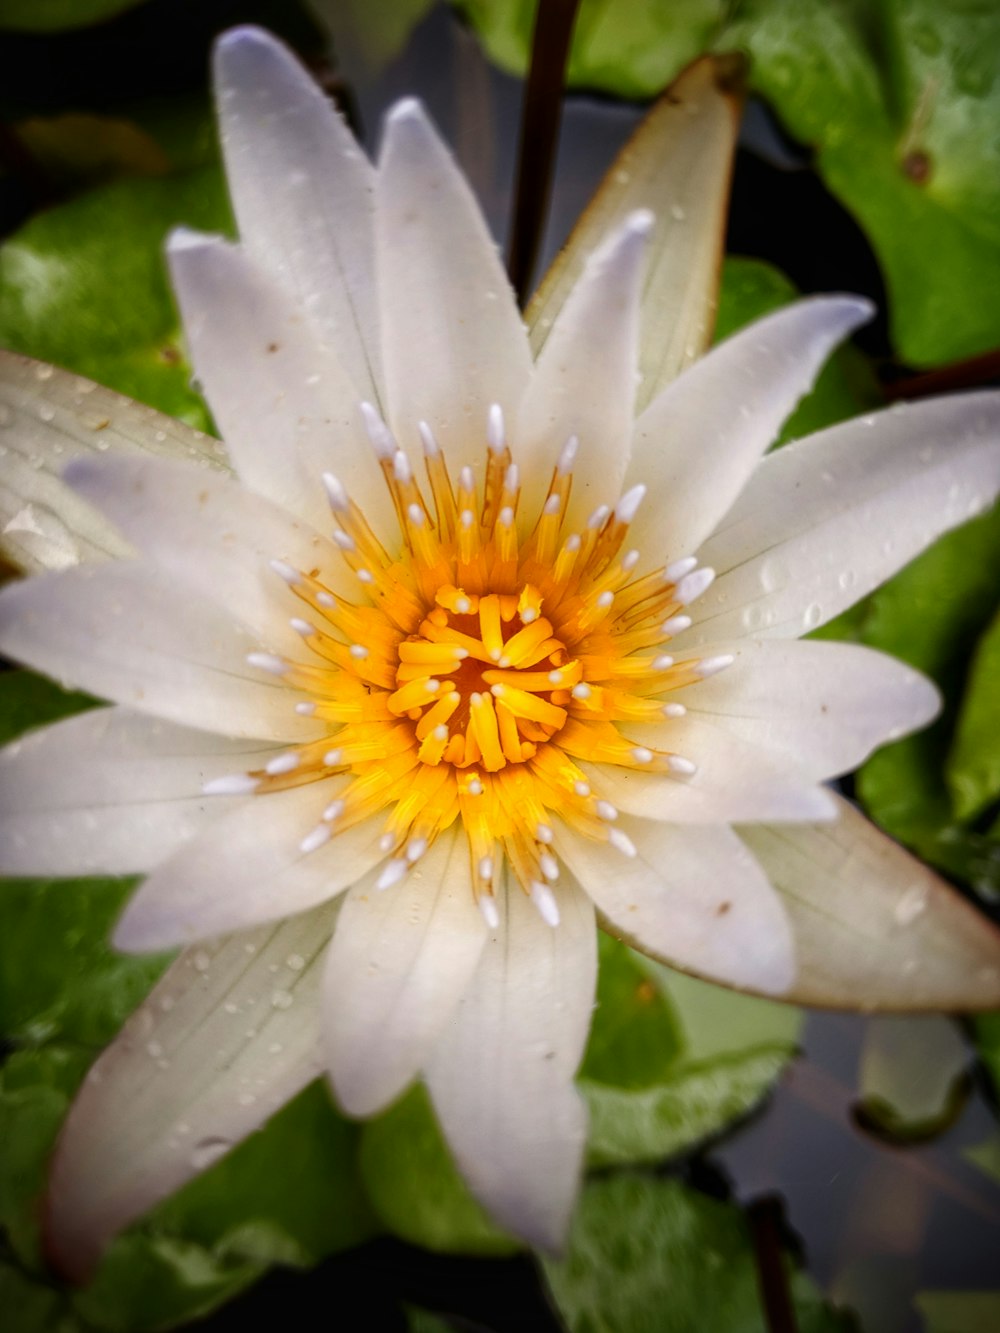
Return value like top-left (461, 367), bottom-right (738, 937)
top-left (213, 23), bottom-right (285, 64)
top-left (816, 292), bottom-right (877, 331)
top-left (386, 96), bottom-right (427, 126)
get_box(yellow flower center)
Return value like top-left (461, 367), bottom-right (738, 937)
top-left (239, 409), bottom-right (730, 924)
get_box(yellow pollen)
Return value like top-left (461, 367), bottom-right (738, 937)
top-left (241, 433), bottom-right (708, 910)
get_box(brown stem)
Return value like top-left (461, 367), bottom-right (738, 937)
top-left (748, 1196), bottom-right (799, 1333)
top-left (507, 0), bottom-right (581, 304)
top-left (882, 349), bottom-right (1000, 401)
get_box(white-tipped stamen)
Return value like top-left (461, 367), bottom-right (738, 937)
top-left (652, 654), bottom-right (674, 670)
top-left (572, 683), bottom-right (592, 700)
top-left (202, 773), bottom-right (259, 796)
top-left (665, 555), bottom-right (698, 583)
top-left (394, 450), bottom-right (412, 484)
top-left (487, 402), bottom-right (505, 450)
top-left (588, 504), bottom-right (610, 530)
top-left (407, 502), bottom-right (425, 527)
top-left (539, 851), bottom-right (560, 882)
top-left (349, 643), bottom-right (369, 659)
top-left (379, 831), bottom-right (397, 853)
top-left (357, 568), bottom-right (375, 584)
top-left (265, 752), bottom-right (299, 776)
top-left (295, 701), bottom-right (317, 716)
top-left (536, 822), bottom-right (554, 844)
top-left (316, 590), bottom-right (336, 607)
top-left (596, 590), bottom-right (614, 609)
top-left (247, 652), bottom-right (288, 676)
top-left (467, 778), bottom-right (484, 796)
top-left (332, 530), bottom-right (356, 551)
top-left (543, 493), bottom-right (561, 516)
top-left (479, 895), bottom-right (500, 931)
top-left (505, 463), bottom-right (519, 493)
top-left (548, 669), bottom-right (563, 685)
top-left (615, 485), bottom-right (646, 524)
top-left (407, 837), bottom-right (428, 862)
top-left (574, 780), bottom-right (591, 798)
top-left (322, 471), bottom-right (349, 512)
top-left (631, 746), bottom-right (654, 765)
top-left (299, 824), bottom-right (332, 854)
top-left (323, 749), bottom-right (343, 767)
top-left (662, 701), bottom-right (686, 718)
top-left (530, 881), bottom-right (561, 927)
top-left (290, 617), bottom-right (316, 637)
top-left (622, 549), bottom-right (641, 571)
top-left (695, 653), bottom-right (734, 679)
top-left (478, 856), bottom-right (494, 881)
top-left (595, 800), bottom-right (618, 822)
top-left (608, 827), bottom-right (637, 857)
top-left (460, 466), bottom-right (475, 493)
top-left (661, 614), bottom-right (692, 636)
top-left (557, 435), bottom-right (579, 474)
top-left (323, 799), bottom-right (345, 823)
top-left (667, 755), bottom-right (698, 776)
top-left (376, 858), bottom-right (408, 891)
top-left (417, 421), bottom-right (439, 457)
top-left (499, 506), bottom-right (515, 528)
top-left (359, 401), bottom-right (395, 458)
top-left (269, 558), bottom-right (300, 585)
top-left (676, 567), bottom-right (716, 606)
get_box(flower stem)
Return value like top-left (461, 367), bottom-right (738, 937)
top-left (507, 0), bottom-right (581, 305)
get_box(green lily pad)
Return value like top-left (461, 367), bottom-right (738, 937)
top-left (915, 1291), bottom-right (1000, 1333)
top-left (0, 0), bottom-right (146, 30)
top-left (947, 608), bottom-right (1000, 821)
top-left (971, 1011), bottom-right (1000, 1100)
top-left (0, 166), bottom-right (232, 428)
top-left (541, 1173), bottom-right (853, 1333)
top-left (963, 1131), bottom-right (1000, 1187)
top-left (855, 504), bottom-right (1000, 900)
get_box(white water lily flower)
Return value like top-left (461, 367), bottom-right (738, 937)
top-left (2, 25), bottom-right (1000, 1280)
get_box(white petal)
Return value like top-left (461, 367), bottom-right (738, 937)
top-left (424, 872), bottom-right (595, 1253)
top-left (44, 905), bottom-right (336, 1282)
top-left (579, 714), bottom-right (836, 823)
top-left (214, 27), bottom-right (382, 406)
top-left (526, 57), bottom-right (741, 411)
top-left (324, 826), bottom-right (487, 1116)
top-left (692, 393), bottom-right (1000, 642)
top-left (0, 706), bottom-right (279, 874)
top-left (376, 100), bottom-right (532, 461)
top-left (0, 351), bottom-right (226, 574)
top-left (649, 638), bottom-right (940, 781)
top-left (0, 563), bottom-right (319, 742)
top-left (114, 786), bottom-right (385, 951)
top-left (627, 297), bottom-right (873, 559)
top-left (65, 453), bottom-right (354, 655)
top-left (557, 819), bottom-right (795, 995)
top-left (516, 212), bottom-right (650, 526)
top-left (741, 795), bottom-right (1000, 1010)
top-left (168, 231), bottom-right (394, 536)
